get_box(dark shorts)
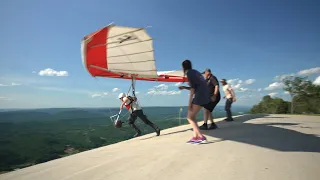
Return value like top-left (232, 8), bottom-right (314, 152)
top-left (201, 96), bottom-right (221, 112)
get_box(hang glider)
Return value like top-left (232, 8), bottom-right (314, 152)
top-left (81, 23), bottom-right (187, 83)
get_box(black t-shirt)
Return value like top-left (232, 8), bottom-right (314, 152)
top-left (206, 75), bottom-right (220, 97)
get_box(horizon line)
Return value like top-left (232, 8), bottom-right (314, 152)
top-left (0, 105), bottom-right (252, 110)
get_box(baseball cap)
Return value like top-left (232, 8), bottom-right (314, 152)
top-left (201, 68), bottom-right (211, 74)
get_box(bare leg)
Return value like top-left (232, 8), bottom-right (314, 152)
top-left (199, 108), bottom-right (210, 130)
top-left (207, 110), bottom-right (218, 129)
top-left (208, 112), bottom-right (214, 124)
top-left (187, 104), bottom-right (204, 138)
top-left (203, 108), bottom-right (209, 124)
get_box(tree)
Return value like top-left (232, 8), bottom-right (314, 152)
top-left (250, 95), bottom-right (289, 114)
top-left (0, 150), bottom-right (26, 171)
top-left (282, 76), bottom-right (307, 114)
top-left (282, 76), bottom-right (320, 114)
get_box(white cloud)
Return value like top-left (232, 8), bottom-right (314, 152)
top-left (11, 83), bottom-right (20, 86)
top-left (273, 67), bottom-right (320, 84)
top-left (284, 91), bottom-right (290, 94)
top-left (91, 94), bottom-right (102, 98)
top-left (0, 82), bottom-right (21, 87)
top-left (257, 88), bottom-right (262, 92)
top-left (136, 91), bottom-right (140, 94)
top-left (274, 74), bottom-right (295, 81)
top-left (274, 67), bottom-right (320, 82)
top-left (39, 68), bottom-right (69, 77)
top-left (167, 91), bottom-right (181, 95)
top-left (91, 92), bottom-right (109, 98)
top-left (227, 78), bottom-right (239, 85)
top-left (146, 83), bottom-right (182, 96)
top-left (154, 84), bottom-right (169, 90)
top-left (313, 76), bottom-right (320, 86)
top-left (0, 97), bottom-right (13, 101)
top-left (234, 84), bottom-right (241, 89)
top-left (244, 79), bottom-right (256, 85)
top-left (268, 92), bottom-right (278, 98)
top-left (227, 78), bottom-right (255, 92)
top-left (297, 67), bottom-right (320, 76)
top-left (230, 83), bottom-right (248, 93)
top-left (147, 90), bottom-right (181, 95)
top-left (227, 78), bottom-right (255, 85)
top-left (231, 84), bottom-right (246, 92)
top-left (265, 82), bottom-right (284, 91)
top-left (112, 88), bottom-right (120, 92)
top-left (237, 88), bottom-right (249, 92)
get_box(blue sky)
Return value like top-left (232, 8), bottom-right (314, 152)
top-left (0, 0), bottom-right (319, 109)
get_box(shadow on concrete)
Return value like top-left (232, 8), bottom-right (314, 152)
top-left (139, 114), bottom-right (271, 140)
top-left (199, 114), bottom-right (320, 153)
top-left (140, 115), bottom-right (286, 139)
top-left (139, 114), bottom-right (320, 153)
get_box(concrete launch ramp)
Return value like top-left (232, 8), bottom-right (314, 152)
top-left (1, 114), bottom-right (320, 180)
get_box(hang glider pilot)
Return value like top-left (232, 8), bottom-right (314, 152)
top-left (118, 93), bottom-right (161, 138)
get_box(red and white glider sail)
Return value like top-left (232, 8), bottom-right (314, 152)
top-left (81, 24), bottom-right (187, 82)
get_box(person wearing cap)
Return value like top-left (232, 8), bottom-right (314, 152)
top-left (220, 79), bottom-right (236, 121)
top-left (118, 93), bottom-right (161, 138)
top-left (199, 68), bottom-right (220, 130)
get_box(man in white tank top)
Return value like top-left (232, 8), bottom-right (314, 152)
top-left (220, 79), bottom-right (236, 121)
top-left (118, 93), bottom-right (161, 138)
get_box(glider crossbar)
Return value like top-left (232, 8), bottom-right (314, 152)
top-left (106, 28), bottom-right (145, 40)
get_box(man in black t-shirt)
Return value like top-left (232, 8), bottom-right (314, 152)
top-left (199, 68), bottom-right (221, 130)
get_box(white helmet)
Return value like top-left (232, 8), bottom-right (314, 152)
top-left (118, 93), bottom-right (125, 99)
